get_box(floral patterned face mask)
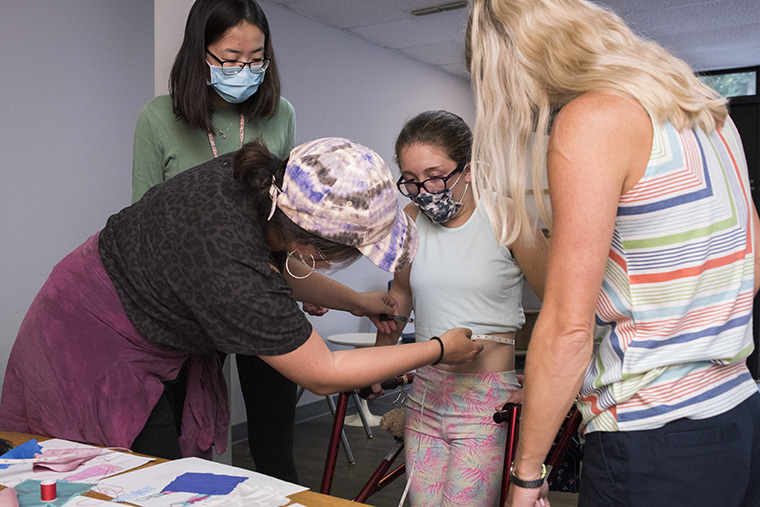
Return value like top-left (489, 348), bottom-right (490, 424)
top-left (410, 171), bottom-right (468, 223)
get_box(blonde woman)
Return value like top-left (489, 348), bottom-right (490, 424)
top-left (468, 1), bottom-right (760, 506)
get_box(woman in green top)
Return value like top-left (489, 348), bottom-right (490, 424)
top-left (132, 0), bottom-right (294, 202)
top-left (131, 0), bottom-right (299, 482)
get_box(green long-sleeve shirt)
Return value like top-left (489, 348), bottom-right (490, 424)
top-left (132, 94), bottom-right (295, 202)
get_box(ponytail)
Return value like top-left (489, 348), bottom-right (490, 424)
top-left (233, 139), bottom-right (286, 222)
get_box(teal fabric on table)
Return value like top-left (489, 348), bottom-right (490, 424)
top-left (13, 479), bottom-right (92, 506)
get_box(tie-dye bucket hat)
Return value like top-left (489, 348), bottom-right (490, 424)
top-left (275, 137), bottom-right (418, 272)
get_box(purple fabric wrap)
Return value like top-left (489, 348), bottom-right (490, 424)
top-left (0, 233), bottom-right (228, 458)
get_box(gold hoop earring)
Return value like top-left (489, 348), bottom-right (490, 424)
top-left (285, 251), bottom-right (315, 279)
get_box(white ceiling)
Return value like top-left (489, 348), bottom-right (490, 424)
top-left (262, 0), bottom-right (760, 79)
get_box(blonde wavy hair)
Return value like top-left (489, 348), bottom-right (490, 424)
top-left (468, 0), bottom-right (728, 245)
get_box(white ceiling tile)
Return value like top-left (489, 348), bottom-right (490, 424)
top-left (349, 8), bottom-right (468, 49)
top-left (597, 0), bottom-right (725, 16)
top-left (679, 43), bottom-right (760, 72)
top-left (279, 0), bottom-right (455, 29)
top-left (400, 39), bottom-right (466, 66)
top-left (625, 1), bottom-right (757, 35)
top-left (438, 61), bottom-right (470, 80)
top-left (653, 21), bottom-right (760, 70)
top-left (261, 0), bottom-right (760, 80)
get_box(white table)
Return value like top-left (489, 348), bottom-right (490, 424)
top-left (326, 333), bottom-right (383, 427)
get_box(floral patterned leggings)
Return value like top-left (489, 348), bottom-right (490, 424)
top-left (404, 366), bottom-right (520, 506)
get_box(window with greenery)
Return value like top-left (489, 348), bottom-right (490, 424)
top-left (698, 69), bottom-right (757, 97)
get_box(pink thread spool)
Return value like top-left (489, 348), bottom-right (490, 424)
top-left (40, 480), bottom-right (57, 502)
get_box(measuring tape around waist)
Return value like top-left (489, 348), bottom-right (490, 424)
top-left (471, 334), bottom-right (516, 346)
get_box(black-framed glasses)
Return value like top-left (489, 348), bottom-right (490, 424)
top-left (206, 49), bottom-right (270, 75)
top-left (396, 162), bottom-right (465, 197)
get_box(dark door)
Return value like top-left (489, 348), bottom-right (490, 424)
top-left (725, 75), bottom-right (759, 379)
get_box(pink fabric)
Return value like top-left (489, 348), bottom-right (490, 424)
top-left (65, 464), bottom-right (120, 482)
top-left (32, 448), bottom-right (101, 473)
top-left (0, 486), bottom-right (19, 506)
top-left (0, 233), bottom-right (228, 458)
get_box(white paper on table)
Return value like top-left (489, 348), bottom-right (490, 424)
top-left (93, 457), bottom-right (307, 506)
top-left (194, 481), bottom-right (291, 507)
top-left (0, 439), bottom-right (153, 488)
top-left (55, 498), bottom-right (115, 506)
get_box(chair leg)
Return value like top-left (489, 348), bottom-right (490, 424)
top-left (324, 394), bottom-right (355, 465)
top-left (351, 392), bottom-right (374, 438)
top-left (499, 404), bottom-right (521, 507)
top-left (353, 439), bottom-right (404, 503)
top-left (496, 403), bottom-right (583, 504)
top-left (321, 392), bottom-right (353, 495)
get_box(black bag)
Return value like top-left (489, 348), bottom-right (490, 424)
top-left (547, 437), bottom-right (583, 493)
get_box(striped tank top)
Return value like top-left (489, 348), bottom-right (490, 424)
top-left (578, 117), bottom-right (757, 433)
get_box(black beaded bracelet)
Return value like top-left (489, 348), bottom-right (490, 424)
top-left (430, 336), bottom-right (444, 365)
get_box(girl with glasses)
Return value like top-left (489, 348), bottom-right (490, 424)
top-left (374, 110), bottom-right (549, 506)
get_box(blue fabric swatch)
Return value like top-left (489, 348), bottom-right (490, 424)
top-left (162, 472), bottom-right (247, 496)
top-left (0, 440), bottom-right (42, 470)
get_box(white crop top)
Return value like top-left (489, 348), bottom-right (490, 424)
top-left (409, 204), bottom-right (525, 342)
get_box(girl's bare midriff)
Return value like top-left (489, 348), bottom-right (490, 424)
top-left (435, 332), bottom-right (516, 374)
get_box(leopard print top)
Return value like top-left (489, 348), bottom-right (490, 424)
top-left (98, 153), bottom-right (311, 355)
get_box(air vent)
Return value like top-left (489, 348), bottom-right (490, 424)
top-left (411, 1), bottom-right (468, 17)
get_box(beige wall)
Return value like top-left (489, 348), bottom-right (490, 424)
top-left (0, 0), bottom-right (154, 401)
top-left (155, 0), bottom-right (193, 96)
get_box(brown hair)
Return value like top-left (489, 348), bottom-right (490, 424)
top-left (170, 0), bottom-right (283, 134)
top-left (394, 110), bottom-right (472, 168)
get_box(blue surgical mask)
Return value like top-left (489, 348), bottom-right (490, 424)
top-left (208, 64), bottom-right (265, 104)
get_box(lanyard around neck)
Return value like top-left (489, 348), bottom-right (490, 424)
top-left (207, 113), bottom-right (245, 158)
